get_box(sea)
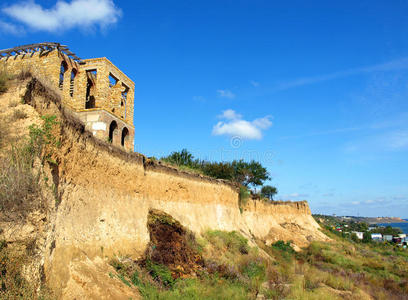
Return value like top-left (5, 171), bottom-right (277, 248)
top-left (377, 220), bottom-right (408, 234)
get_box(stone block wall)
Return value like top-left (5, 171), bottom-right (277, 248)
top-left (72, 109), bottom-right (134, 151)
top-left (0, 47), bottom-right (135, 150)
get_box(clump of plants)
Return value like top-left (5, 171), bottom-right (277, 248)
top-left (0, 240), bottom-right (53, 299)
top-left (0, 69), bottom-right (10, 94)
top-left (0, 114), bottom-right (59, 219)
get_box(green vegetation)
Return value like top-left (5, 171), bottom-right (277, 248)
top-left (0, 114), bottom-right (59, 218)
top-left (109, 224), bottom-right (408, 300)
top-left (314, 214), bottom-right (406, 246)
top-left (161, 149), bottom-right (271, 189)
top-left (371, 225), bottom-right (403, 236)
top-left (146, 260), bottom-right (175, 287)
top-left (0, 241), bottom-right (53, 299)
top-left (238, 186), bottom-right (250, 212)
top-left (261, 185), bottom-right (278, 201)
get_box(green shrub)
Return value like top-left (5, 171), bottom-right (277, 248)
top-left (271, 240), bottom-right (295, 253)
top-left (117, 273), bottom-right (131, 287)
top-left (271, 240), bottom-right (295, 262)
top-left (146, 260), bottom-right (175, 287)
top-left (131, 271), bottom-right (141, 286)
top-left (109, 257), bottom-right (127, 273)
top-left (241, 260), bottom-right (266, 280)
top-left (205, 230), bottom-right (249, 254)
top-left (239, 186), bottom-right (250, 211)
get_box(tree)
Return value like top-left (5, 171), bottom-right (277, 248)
top-left (350, 233), bottom-right (359, 243)
top-left (231, 159), bottom-right (270, 188)
top-left (261, 185), bottom-right (278, 201)
top-left (202, 162), bottom-right (234, 180)
top-left (362, 232), bottom-right (372, 243)
top-left (162, 149), bottom-right (194, 166)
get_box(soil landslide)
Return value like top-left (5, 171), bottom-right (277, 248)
top-left (0, 77), bottom-right (329, 298)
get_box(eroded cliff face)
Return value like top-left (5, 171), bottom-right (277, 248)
top-left (0, 78), bottom-right (328, 299)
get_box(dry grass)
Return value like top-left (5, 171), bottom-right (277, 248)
top-left (8, 100), bottom-right (18, 108)
top-left (0, 145), bottom-right (42, 221)
top-left (0, 69), bottom-right (9, 95)
top-left (0, 241), bottom-right (54, 299)
top-left (11, 108), bottom-right (27, 121)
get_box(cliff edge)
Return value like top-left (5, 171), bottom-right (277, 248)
top-left (0, 76), bottom-right (329, 299)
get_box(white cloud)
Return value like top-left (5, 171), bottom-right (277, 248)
top-left (212, 110), bottom-right (272, 140)
top-left (253, 116), bottom-right (272, 129)
top-left (217, 89), bottom-right (235, 99)
top-left (0, 20), bottom-right (24, 35)
top-left (250, 80), bottom-right (260, 87)
top-left (219, 109), bottom-right (241, 120)
top-left (2, 0), bottom-right (121, 32)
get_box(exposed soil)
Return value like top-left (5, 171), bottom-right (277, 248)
top-left (145, 209), bottom-right (203, 278)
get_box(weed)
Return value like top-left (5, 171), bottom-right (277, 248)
top-left (146, 260), bottom-right (175, 287)
top-left (9, 100), bottom-right (18, 108)
top-left (238, 186), bottom-right (250, 212)
top-left (117, 273), bottom-right (132, 287)
top-left (0, 69), bottom-right (9, 94)
top-left (131, 271), bottom-right (141, 286)
top-left (270, 240), bottom-right (295, 262)
top-left (109, 257), bottom-right (127, 273)
top-left (204, 230), bottom-right (250, 254)
top-left (12, 109), bottom-right (27, 120)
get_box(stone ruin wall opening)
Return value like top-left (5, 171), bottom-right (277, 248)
top-left (0, 44), bottom-right (135, 151)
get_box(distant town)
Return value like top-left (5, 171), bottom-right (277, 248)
top-left (314, 214), bottom-right (408, 247)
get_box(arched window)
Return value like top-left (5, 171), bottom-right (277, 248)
top-left (59, 61), bottom-right (68, 90)
top-left (109, 121), bottom-right (118, 143)
top-left (70, 69), bottom-right (77, 97)
top-left (121, 127), bottom-right (129, 147)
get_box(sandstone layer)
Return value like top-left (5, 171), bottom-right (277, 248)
top-left (0, 78), bottom-right (329, 298)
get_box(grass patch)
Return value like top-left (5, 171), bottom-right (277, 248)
top-left (0, 69), bottom-right (10, 94)
top-left (12, 108), bottom-right (27, 120)
top-left (238, 186), bottom-right (250, 212)
top-left (0, 114), bottom-right (59, 219)
top-left (0, 241), bottom-right (53, 299)
top-left (146, 260), bottom-right (175, 287)
top-left (204, 230), bottom-right (250, 255)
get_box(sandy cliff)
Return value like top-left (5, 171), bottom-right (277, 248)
top-left (0, 77), bottom-right (328, 299)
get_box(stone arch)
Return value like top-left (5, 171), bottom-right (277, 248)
top-left (121, 127), bottom-right (129, 147)
top-left (109, 121), bottom-right (118, 143)
top-left (59, 61), bottom-right (68, 89)
top-left (70, 69), bottom-right (77, 97)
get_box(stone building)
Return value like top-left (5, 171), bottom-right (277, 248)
top-left (0, 42), bottom-right (135, 150)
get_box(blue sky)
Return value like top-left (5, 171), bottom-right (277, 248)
top-left (1, 0), bottom-right (408, 218)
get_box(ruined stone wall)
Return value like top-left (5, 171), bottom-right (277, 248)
top-left (72, 109), bottom-right (135, 150)
top-left (1, 50), bottom-right (65, 87)
top-left (79, 57), bottom-right (135, 126)
top-left (1, 48), bottom-right (135, 150)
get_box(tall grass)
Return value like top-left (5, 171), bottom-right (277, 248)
top-left (0, 69), bottom-right (10, 94)
top-left (0, 114), bottom-right (58, 220)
